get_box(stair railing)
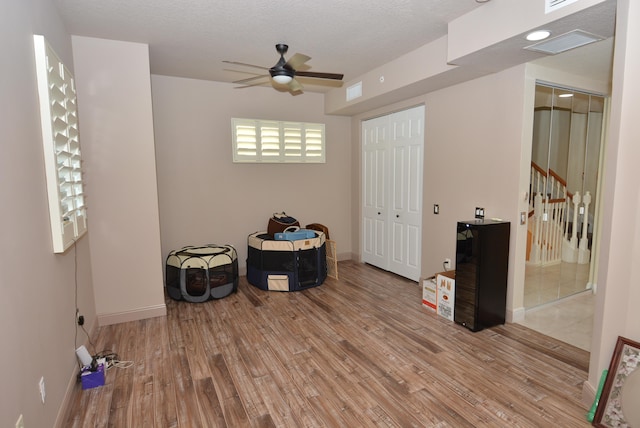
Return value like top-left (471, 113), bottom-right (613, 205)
top-left (528, 162), bottom-right (571, 266)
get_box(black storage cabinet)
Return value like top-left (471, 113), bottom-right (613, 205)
top-left (454, 220), bottom-right (510, 332)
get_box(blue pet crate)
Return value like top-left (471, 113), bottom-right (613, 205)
top-left (247, 231), bottom-right (327, 291)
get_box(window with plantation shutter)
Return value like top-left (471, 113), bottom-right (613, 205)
top-left (33, 35), bottom-right (88, 253)
top-left (232, 118), bottom-right (325, 163)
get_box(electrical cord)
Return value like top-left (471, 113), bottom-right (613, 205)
top-left (93, 350), bottom-right (134, 370)
top-left (72, 239), bottom-right (96, 369)
top-left (72, 241), bottom-right (134, 374)
top-left (74, 240), bottom-right (79, 351)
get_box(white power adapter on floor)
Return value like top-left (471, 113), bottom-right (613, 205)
top-left (75, 345), bottom-right (93, 367)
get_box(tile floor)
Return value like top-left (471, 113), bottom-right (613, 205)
top-left (524, 261), bottom-right (591, 308)
top-left (518, 290), bottom-right (594, 351)
top-left (520, 261), bottom-right (594, 351)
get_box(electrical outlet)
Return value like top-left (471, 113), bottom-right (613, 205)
top-left (39, 376), bottom-right (45, 404)
top-left (444, 258), bottom-right (452, 269)
top-left (475, 207), bottom-right (485, 219)
top-left (16, 414), bottom-right (24, 428)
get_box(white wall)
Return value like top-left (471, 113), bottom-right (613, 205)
top-left (0, 1), bottom-right (96, 427)
top-left (151, 75), bottom-right (353, 270)
top-left (72, 37), bottom-right (166, 325)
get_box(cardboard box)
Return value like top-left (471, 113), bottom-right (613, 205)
top-left (436, 271), bottom-right (455, 321)
top-left (421, 277), bottom-right (437, 311)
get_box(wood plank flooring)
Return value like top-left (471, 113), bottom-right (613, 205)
top-left (62, 261), bottom-right (592, 427)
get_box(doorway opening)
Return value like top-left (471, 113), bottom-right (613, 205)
top-left (521, 84), bottom-right (606, 351)
top-left (525, 83), bottom-right (605, 308)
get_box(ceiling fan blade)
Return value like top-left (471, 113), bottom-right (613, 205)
top-left (224, 68), bottom-right (263, 76)
top-left (295, 70), bottom-right (344, 80)
top-left (235, 79), bottom-right (271, 89)
top-left (222, 60), bottom-right (268, 71)
top-left (285, 53), bottom-right (311, 70)
top-left (288, 78), bottom-right (304, 93)
top-left (233, 74), bottom-right (269, 84)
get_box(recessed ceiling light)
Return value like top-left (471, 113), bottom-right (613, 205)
top-left (526, 30), bottom-right (551, 41)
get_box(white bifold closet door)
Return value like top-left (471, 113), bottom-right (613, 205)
top-left (362, 105), bottom-right (424, 282)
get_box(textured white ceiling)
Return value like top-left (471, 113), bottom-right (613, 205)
top-left (53, 0), bottom-right (486, 90)
top-left (52, 0), bottom-right (615, 94)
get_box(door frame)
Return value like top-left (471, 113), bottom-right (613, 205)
top-left (361, 105), bottom-right (425, 282)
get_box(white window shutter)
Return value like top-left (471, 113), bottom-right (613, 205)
top-left (33, 35), bottom-right (88, 253)
top-left (232, 118), bottom-right (325, 163)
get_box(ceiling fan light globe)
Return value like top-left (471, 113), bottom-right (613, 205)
top-left (272, 74), bottom-right (293, 84)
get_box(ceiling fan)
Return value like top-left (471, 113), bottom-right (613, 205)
top-left (224, 44), bottom-right (344, 94)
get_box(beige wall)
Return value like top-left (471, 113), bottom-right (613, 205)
top-left (589, 0), bottom-right (640, 391)
top-left (72, 36), bottom-right (166, 325)
top-left (351, 65), bottom-right (527, 318)
top-left (4, 1), bottom-right (640, 426)
top-left (0, 1), bottom-right (97, 427)
top-left (150, 75), bottom-right (353, 270)
top-left (344, 0), bottom-right (636, 406)
top-left (447, 0), bottom-right (606, 64)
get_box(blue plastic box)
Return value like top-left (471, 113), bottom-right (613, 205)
top-left (274, 229), bottom-right (316, 241)
top-left (80, 363), bottom-right (105, 390)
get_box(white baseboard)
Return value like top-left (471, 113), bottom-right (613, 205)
top-left (582, 379), bottom-right (597, 411)
top-left (508, 306), bottom-right (526, 323)
top-left (97, 304), bottom-right (166, 326)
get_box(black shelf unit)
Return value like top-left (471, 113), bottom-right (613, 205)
top-left (454, 219), bottom-right (510, 332)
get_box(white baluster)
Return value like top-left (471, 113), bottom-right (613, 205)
top-left (562, 191), bottom-right (580, 263)
top-left (571, 191), bottom-right (581, 245)
top-left (578, 191), bottom-right (592, 264)
top-left (530, 192), bottom-right (543, 264)
top-left (542, 196), bottom-right (549, 264)
top-left (563, 196), bottom-right (571, 239)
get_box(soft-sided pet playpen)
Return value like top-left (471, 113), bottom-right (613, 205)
top-left (246, 231), bottom-right (327, 291)
top-left (165, 244), bottom-right (238, 302)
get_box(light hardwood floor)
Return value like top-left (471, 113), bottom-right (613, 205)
top-left (63, 261), bottom-right (592, 427)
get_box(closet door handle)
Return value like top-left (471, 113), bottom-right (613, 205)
top-left (378, 212), bottom-right (381, 215)
top-left (396, 214), bottom-right (400, 218)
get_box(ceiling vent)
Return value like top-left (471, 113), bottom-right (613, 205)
top-left (346, 82), bottom-right (363, 101)
top-left (545, 0), bottom-right (579, 14)
top-left (524, 30), bottom-right (604, 55)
